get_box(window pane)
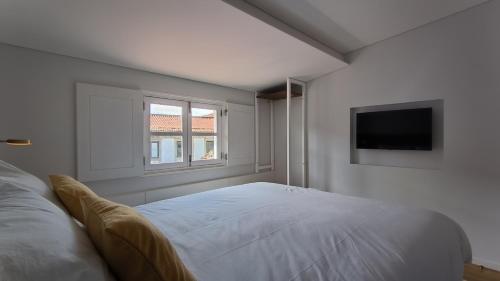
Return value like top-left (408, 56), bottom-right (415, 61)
top-left (149, 103), bottom-right (184, 165)
top-left (192, 136), bottom-right (217, 161)
top-left (150, 136), bottom-right (183, 164)
top-left (150, 104), bottom-right (182, 133)
top-left (191, 108), bottom-right (216, 134)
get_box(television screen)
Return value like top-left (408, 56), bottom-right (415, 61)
top-left (356, 108), bottom-right (432, 150)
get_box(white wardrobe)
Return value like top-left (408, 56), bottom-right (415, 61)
top-left (255, 78), bottom-right (307, 187)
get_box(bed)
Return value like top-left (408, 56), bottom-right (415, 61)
top-left (137, 182), bottom-right (471, 281)
top-left (1, 160), bottom-right (471, 281)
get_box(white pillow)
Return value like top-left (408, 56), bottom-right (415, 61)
top-left (0, 160), bottom-right (59, 203)
top-left (0, 181), bottom-right (115, 281)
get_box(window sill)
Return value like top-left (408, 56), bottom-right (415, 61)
top-left (144, 163), bottom-right (227, 177)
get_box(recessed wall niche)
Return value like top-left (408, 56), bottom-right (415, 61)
top-left (350, 99), bottom-right (443, 169)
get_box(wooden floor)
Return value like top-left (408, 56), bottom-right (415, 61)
top-left (464, 264), bottom-right (500, 281)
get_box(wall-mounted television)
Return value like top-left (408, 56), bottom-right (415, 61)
top-left (356, 108), bottom-right (432, 150)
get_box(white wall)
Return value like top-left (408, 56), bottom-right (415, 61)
top-left (307, 0), bottom-right (500, 269)
top-left (109, 170), bottom-right (274, 206)
top-left (0, 43), bottom-right (262, 198)
top-left (257, 99), bottom-right (272, 167)
top-left (273, 97), bottom-right (304, 186)
top-left (273, 99), bottom-right (287, 184)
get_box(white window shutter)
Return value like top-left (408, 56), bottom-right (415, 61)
top-left (76, 83), bottom-right (144, 181)
top-left (226, 103), bottom-right (255, 166)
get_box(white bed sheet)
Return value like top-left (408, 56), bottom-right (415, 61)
top-left (137, 182), bottom-right (471, 281)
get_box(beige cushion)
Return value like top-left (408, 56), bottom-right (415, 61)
top-left (81, 196), bottom-right (196, 281)
top-left (49, 175), bottom-right (97, 223)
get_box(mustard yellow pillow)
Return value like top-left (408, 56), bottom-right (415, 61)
top-left (49, 175), bottom-right (97, 223)
top-left (81, 196), bottom-right (195, 281)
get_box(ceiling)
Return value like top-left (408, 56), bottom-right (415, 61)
top-left (0, 0), bottom-right (489, 91)
top-left (0, 0), bottom-right (346, 91)
top-left (242, 0), bottom-right (489, 53)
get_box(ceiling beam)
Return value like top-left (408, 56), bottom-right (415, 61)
top-left (222, 0), bottom-right (347, 63)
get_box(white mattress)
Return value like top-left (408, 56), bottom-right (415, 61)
top-left (137, 182), bottom-right (471, 281)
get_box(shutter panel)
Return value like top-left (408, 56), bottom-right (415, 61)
top-left (76, 83), bottom-right (144, 181)
top-left (226, 103), bottom-right (255, 166)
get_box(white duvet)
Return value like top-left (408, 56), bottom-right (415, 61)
top-left (0, 160), bottom-right (114, 281)
top-left (137, 182), bottom-right (471, 281)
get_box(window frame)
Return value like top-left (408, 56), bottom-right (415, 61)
top-left (144, 95), bottom-right (226, 172)
top-left (144, 97), bottom-right (189, 171)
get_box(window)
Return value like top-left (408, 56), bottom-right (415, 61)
top-left (151, 141), bottom-right (160, 160)
top-left (176, 141), bottom-right (182, 159)
top-left (144, 97), bottom-right (224, 171)
top-left (205, 141), bottom-right (214, 156)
